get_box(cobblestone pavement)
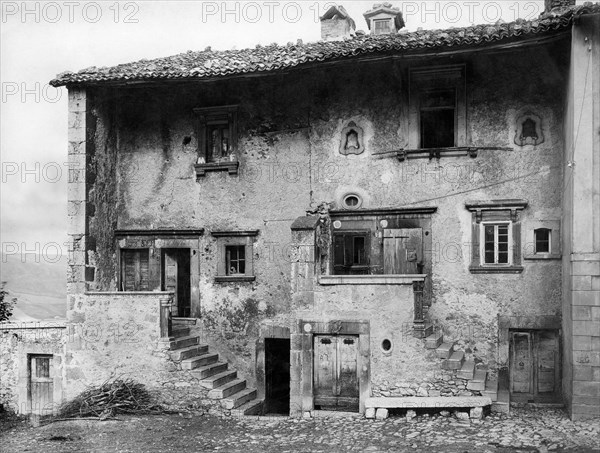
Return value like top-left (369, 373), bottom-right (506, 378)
top-left (1, 407), bottom-right (599, 452)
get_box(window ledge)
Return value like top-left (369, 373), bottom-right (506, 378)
top-left (195, 161), bottom-right (239, 177)
top-left (215, 275), bottom-right (255, 283)
top-left (396, 146), bottom-right (512, 161)
top-left (469, 265), bottom-right (524, 274)
top-left (524, 254), bottom-right (561, 261)
top-left (318, 274), bottom-right (426, 285)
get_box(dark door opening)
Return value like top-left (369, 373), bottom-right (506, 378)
top-left (162, 249), bottom-right (191, 317)
top-left (264, 338), bottom-right (290, 415)
top-left (510, 329), bottom-right (561, 403)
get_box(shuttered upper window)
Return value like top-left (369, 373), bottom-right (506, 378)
top-left (120, 249), bottom-right (150, 291)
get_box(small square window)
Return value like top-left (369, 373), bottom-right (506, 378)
top-left (226, 245), bottom-right (246, 275)
top-left (373, 19), bottom-right (391, 34)
top-left (213, 231), bottom-right (258, 282)
top-left (534, 228), bottom-right (551, 254)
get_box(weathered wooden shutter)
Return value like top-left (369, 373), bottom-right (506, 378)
top-left (122, 249), bottom-right (149, 291)
top-left (383, 228), bottom-right (423, 274)
top-left (536, 331), bottom-right (558, 394)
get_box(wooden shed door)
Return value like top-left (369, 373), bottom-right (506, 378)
top-left (29, 355), bottom-right (53, 415)
top-left (383, 228), bottom-right (423, 274)
top-left (510, 330), bottom-right (560, 403)
top-left (314, 335), bottom-right (359, 411)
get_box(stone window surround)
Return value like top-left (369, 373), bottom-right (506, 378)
top-left (211, 230), bottom-right (258, 282)
top-left (408, 64), bottom-right (467, 150)
top-left (193, 105), bottom-right (239, 177)
top-left (466, 200), bottom-right (527, 274)
top-left (114, 229), bottom-right (203, 318)
top-left (523, 220), bottom-right (561, 260)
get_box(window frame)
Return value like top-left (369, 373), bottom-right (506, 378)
top-left (523, 221), bottom-right (561, 260)
top-left (332, 230), bottom-right (371, 275)
top-left (480, 221), bottom-right (513, 266)
top-left (466, 200), bottom-right (527, 274)
top-left (409, 65), bottom-right (466, 150)
top-left (193, 105), bottom-right (239, 177)
top-left (373, 18), bottom-right (391, 35)
top-left (212, 230), bottom-right (258, 282)
top-left (119, 248), bottom-right (151, 291)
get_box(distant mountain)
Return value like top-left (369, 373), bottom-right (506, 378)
top-left (0, 253), bottom-right (66, 321)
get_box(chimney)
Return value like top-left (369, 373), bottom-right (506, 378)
top-left (544, 0), bottom-right (576, 12)
top-left (320, 5), bottom-right (356, 41)
top-left (363, 3), bottom-right (405, 36)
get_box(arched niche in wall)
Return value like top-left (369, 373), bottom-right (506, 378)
top-left (514, 111), bottom-right (544, 146)
top-left (339, 121), bottom-right (365, 155)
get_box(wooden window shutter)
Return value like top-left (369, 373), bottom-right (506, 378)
top-left (122, 249), bottom-right (150, 291)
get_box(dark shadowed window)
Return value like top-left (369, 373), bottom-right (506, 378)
top-left (333, 232), bottom-right (369, 275)
top-left (226, 245), bottom-right (246, 275)
top-left (534, 228), bottom-right (551, 254)
top-left (420, 89), bottom-right (456, 149)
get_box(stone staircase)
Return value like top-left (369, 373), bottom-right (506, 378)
top-left (423, 326), bottom-right (509, 414)
top-left (169, 321), bottom-right (263, 416)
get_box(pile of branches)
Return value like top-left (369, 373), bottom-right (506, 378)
top-left (58, 378), bottom-right (162, 419)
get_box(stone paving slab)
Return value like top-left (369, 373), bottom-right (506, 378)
top-left (365, 396), bottom-right (492, 408)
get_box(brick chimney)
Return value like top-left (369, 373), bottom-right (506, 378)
top-left (363, 3), bottom-right (405, 36)
top-left (544, 0), bottom-right (576, 11)
top-left (320, 5), bottom-right (356, 41)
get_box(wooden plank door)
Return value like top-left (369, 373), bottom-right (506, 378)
top-left (313, 335), bottom-right (359, 410)
top-left (383, 228), bottom-right (423, 274)
top-left (510, 332), bottom-right (532, 395)
top-left (164, 251), bottom-right (179, 315)
top-left (536, 330), bottom-right (559, 396)
top-left (30, 355), bottom-right (53, 415)
top-left (510, 330), bottom-right (560, 402)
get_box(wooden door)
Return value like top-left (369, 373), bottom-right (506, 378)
top-left (383, 228), bottom-right (423, 274)
top-left (29, 355), bottom-right (53, 415)
top-left (164, 251), bottom-right (179, 315)
top-left (510, 330), bottom-right (560, 402)
top-left (314, 335), bottom-right (359, 411)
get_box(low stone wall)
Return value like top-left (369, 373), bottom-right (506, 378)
top-left (0, 321), bottom-right (66, 414)
top-left (65, 292), bottom-right (227, 415)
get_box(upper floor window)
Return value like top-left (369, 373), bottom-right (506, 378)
top-left (466, 200), bottom-right (527, 273)
top-left (333, 231), bottom-right (370, 275)
top-left (534, 228), bottom-right (551, 254)
top-left (373, 19), bottom-right (391, 34)
top-left (409, 66), bottom-right (466, 150)
top-left (523, 221), bottom-right (560, 260)
top-left (194, 105), bottom-right (239, 177)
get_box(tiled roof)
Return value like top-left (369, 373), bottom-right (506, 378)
top-left (50, 3), bottom-right (599, 87)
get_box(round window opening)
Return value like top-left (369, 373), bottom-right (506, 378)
top-left (343, 194), bottom-right (362, 210)
top-left (381, 339), bottom-right (392, 353)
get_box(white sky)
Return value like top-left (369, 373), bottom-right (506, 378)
top-left (1, 0), bottom-right (572, 259)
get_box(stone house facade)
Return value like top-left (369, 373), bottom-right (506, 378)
top-left (2, 0), bottom-right (598, 420)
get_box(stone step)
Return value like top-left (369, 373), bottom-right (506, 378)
top-left (201, 370), bottom-right (238, 390)
top-left (181, 352), bottom-right (219, 370)
top-left (423, 323), bottom-right (434, 337)
top-left (169, 344), bottom-right (209, 361)
top-left (208, 379), bottom-right (247, 399)
top-left (492, 389), bottom-right (510, 414)
top-left (168, 335), bottom-right (199, 350)
top-left (189, 362), bottom-right (228, 379)
top-left (442, 351), bottom-right (464, 370)
top-left (457, 360), bottom-right (475, 380)
top-left (172, 326), bottom-right (191, 338)
top-left (425, 332), bottom-right (443, 349)
top-left (467, 369), bottom-right (488, 391)
top-left (173, 317), bottom-right (197, 325)
top-left (436, 342), bottom-right (455, 359)
top-left (482, 379), bottom-right (498, 401)
top-left (230, 399), bottom-right (263, 417)
top-left (221, 388), bottom-right (257, 410)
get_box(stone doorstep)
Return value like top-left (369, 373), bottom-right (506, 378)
top-left (436, 342), bottom-right (455, 359)
top-left (171, 326), bottom-right (191, 338)
top-left (457, 360), bottom-right (475, 380)
top-left (425, 332), bottom-right (444, 349)
top-left (221, 388), bottom-right (258, 410)
top-left (230, 399), bottom-right (263, 417)
top-left (365, 396), bottom-right (492, 409)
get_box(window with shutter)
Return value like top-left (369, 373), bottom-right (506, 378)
top-left (121, 249), bottom-right (150, 291)
top-left (332, 231), bottom-right (369, 275)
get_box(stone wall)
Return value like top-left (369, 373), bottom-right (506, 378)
top-left (0, 322), bottom-right (66, 414)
